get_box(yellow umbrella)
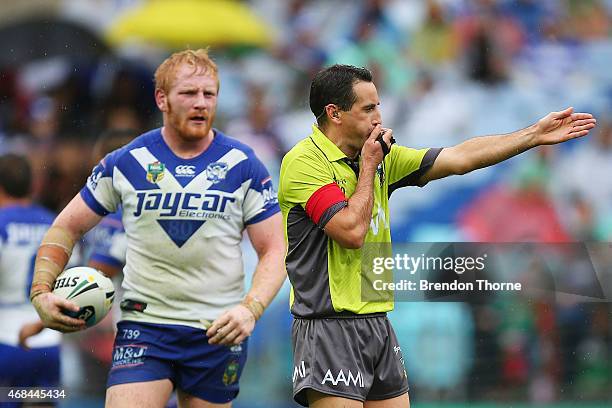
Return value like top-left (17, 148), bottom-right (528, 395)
top-left (106, 0), bottom-right (272, 49)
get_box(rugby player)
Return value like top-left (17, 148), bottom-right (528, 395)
top-left (30, 49), bottom-right (286, 408)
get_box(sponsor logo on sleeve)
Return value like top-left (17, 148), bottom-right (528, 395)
top-left (88, 163), bottom-right (104, 190)
top-left (261, 176), bottom-right (278, 205)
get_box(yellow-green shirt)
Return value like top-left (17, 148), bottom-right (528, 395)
top-left (279, 125), bottom-right (441, 317)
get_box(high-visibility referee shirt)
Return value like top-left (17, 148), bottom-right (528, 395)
top-left (279, 125), bottom-right (442, 318)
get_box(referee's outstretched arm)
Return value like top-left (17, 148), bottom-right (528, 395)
top-left (419, 107), bottom-right (596, 184)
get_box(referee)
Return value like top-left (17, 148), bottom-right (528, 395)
top-left (278, 64), bottom-right (595, 408)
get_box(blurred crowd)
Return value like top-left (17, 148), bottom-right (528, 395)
top-left (0, 0), bottom-right (610, 406)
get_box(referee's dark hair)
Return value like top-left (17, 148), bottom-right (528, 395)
top-left (310, 64), bottom-right (373, 127)
top-left (0, 153), bottom-right (32, 198)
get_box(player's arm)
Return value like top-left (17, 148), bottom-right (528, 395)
top-left (207, 213), bottom-right (286, 346)
top-left (243, 213), bottom-right (286, 313)
top-left (323, 125), bottom-right (393, 249)
top-left (419, 107), bottom-right (596, 184)
top-left (30, 193), bottom-right (103, 332)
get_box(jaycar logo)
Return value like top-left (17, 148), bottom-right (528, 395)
top-left (175, 165), bottom-right (196, 177)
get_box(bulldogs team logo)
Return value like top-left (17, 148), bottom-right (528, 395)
top-left (146, 161), bottom-right (165, 183)
top-left (206, 162), bottom-right (228, 184)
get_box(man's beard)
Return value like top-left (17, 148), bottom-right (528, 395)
top-left (167, 100), bottom-right (212, 140)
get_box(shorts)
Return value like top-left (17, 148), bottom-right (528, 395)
top-left (0, 343), bottom-right (60, 408)
top-left (107, 320), bottom-right (248, 404)
top-left (291, 314), bottom-right (408, 406)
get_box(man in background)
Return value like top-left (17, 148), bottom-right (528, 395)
top-left (0, 154), bottom-right (60, 407)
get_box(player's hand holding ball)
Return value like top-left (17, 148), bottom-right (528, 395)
top-left (31, 291), bottom-right (85, 332)
top-left (33, 266), bottom-right (115, 332)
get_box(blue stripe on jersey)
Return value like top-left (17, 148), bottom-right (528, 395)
top-left (206, 132), bottom-right (272, 194)
top-left (102, 128), bottom-right (162, 173)
top-left (80, 188), bottom-right (110, 216)
top-left (244, 206), bottom-right (279, 225)
top-left (115, 152), bottom-right (162, 191)
top-left (204, 159), bottom-right (250, 194)
top-left (147, 131), bottom-right (231, 189)
top-left (242, 156), bottom-right (280, 225)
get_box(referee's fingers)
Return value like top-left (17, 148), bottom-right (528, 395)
top-left (381, 128), bottom-right (393, 145)
top-left (366, 124), bottom-right (382, 143)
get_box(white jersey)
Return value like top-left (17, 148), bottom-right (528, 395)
top-left (80, 129), bottom-right (279, 328)
top-left (0, 204), bottom-right (60, 347)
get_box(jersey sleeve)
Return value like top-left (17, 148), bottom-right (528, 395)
top-left (242, 154), bottom-right (281, 225)
top-left (79, 153), bottom-right (121, 216)
top-left (387, 146), bottom-right (443, 194)
top-left (280, 153), bottom-right (347, 228)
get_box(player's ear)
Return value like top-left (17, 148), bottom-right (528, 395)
top-left (155, 88), bottom-right (168, 112)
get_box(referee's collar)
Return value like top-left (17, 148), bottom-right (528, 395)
top-left (309, 125), bottom-right (347, 162)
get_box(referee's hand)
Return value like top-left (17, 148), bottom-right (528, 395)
top-left (362, 125), bottom-right (393, 167)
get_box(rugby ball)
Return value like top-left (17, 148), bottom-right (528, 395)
top-left (52, 267), bottom-right (115, 327)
